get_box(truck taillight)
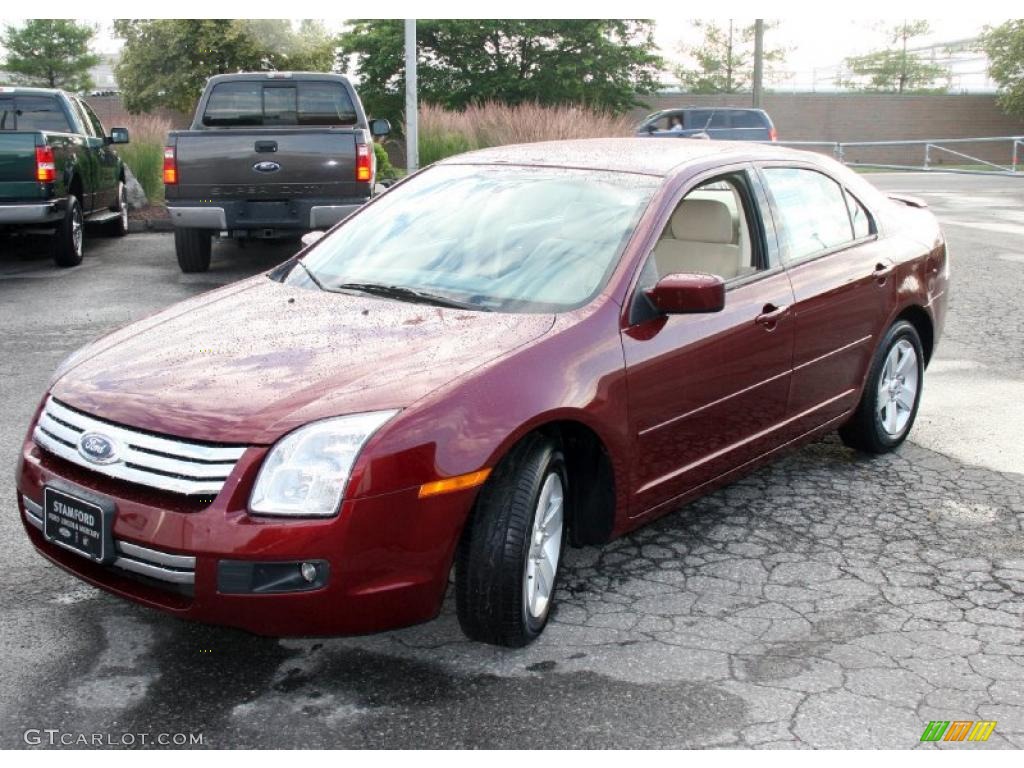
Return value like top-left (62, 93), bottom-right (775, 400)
top-left (35, 146), bottom-right (55, 183)
top-left (356, 143), bottom-right (372, 182)
top-left (769, 127), bottom-right (778, 142)
top-left (163, 146), bottom-right (178, 185)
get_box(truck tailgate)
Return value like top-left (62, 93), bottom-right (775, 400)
top-left (173, 129), bottom-right (362, 200)
top-left (0, 132), bottom-right (44, 200)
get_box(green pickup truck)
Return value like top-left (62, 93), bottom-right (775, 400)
top-left (0, 86), bottom-right (130, 266)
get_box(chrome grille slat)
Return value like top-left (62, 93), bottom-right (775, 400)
top-left (20, 495), bottom-right (195, 586)
top-left (46, 398), bottom-right (246, 463)
top-left (33, 396), bottom-right (246, 497)
top-left (116, 540), bottom-right (195, 569)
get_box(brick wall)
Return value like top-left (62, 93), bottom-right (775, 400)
top-left (631, 93), bottom-right (1024, 166)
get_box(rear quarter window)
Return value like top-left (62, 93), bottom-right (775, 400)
top-left (0, 96), bottom-right (71, 132)
top-left (203, 81), bottom-right (357, 127)
top-left (730, 111), bottom-right (768, 128)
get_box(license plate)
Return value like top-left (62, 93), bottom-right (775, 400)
top-left (43, 487), bottom-right (109, 563)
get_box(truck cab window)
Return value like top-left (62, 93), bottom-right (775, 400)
top-left (0, 96), bottom-right (71, 132)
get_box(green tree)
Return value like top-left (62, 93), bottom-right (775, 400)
top-left (982, 20), bottom-right (1024, 117)
top-left (113, 19), bottom-right (335, 114)
top-left (338, 20), bottom-right (664, 127)
top-left (675, 20), bottom-right (787, 94)
top-left (0, 19), bottom-right (100, 91)
top-left (840, 20), bottom-right (948, 93)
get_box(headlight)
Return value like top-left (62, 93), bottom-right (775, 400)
top-left (249, 410), bottom-right (398, 517)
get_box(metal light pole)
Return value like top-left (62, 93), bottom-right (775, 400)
top-left (404, 19), bottom-right (419, 173)
top-left (752, 19), bottom-right (764, 108)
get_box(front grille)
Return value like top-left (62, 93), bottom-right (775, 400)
top-left (22, 495), bottom-right (196, 587)
top-left (33, 396), bottom-right (246, 497)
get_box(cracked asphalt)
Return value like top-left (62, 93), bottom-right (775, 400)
top-left (1, 173), bottom-right (1022, 749)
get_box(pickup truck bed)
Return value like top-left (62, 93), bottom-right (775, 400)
top-left (167, 127), bottom-right (369, 232)
top-left (164, 72), bottom-right (390, 273)
top-left (0, 87), bottom-right (129, 266)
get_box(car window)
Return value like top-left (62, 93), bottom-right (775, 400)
top-left (78, 99), bottom-right (106, 137)
top-left (730, 111), bottom-right (766, 128)
top-left (762, 168), bottom-right (855, 262)
top-left (288, 164), bottom-right (659, 313)
top-left (845, 190), bottom-right (873, 239)
top-left (67, 98), bottom-right (93, 136)
top-left (642, 173), bottom-right (761, 286)
top-left (297, 82), bottom-right (357, 125)
top-left (688, 111), bottom-right (728, 129)
top-left (0, 96), bottom-right (71, 132)
top-left (203, 81), bottom-right (358, 127)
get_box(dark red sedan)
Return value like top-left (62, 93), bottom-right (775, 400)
top-left (16, 139), bottom-right (948, 647)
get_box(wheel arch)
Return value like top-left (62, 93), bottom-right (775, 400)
top-left (481, 414), bottom-right (620, 547)
top-left (894, 304), bottom-right (934, 367)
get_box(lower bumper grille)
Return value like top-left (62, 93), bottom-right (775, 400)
top-left (22, 495), bottom-right (196, 586)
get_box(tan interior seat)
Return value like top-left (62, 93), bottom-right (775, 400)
top-left (653, 198), bottom-right (747, 280)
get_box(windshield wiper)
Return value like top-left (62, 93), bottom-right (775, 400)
top-left (333, 282), bottom-right (489, 311)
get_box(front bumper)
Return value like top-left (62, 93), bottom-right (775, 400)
top-left (167, 197), bottom-right (367, 232)
top-left (0, 199), bottom-right (65, 225)
top-left (17, 437), bottom-right (476, 637)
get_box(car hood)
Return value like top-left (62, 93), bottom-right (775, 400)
top-left (51, 276), bottom-right (555, 444)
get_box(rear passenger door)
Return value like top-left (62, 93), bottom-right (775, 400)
top-left (76, 98), bottom-right (119, 211)
top-left (758, 164), bottom-right (893, 438)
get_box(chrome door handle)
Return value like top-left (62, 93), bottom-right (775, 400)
top-left (874, 261), bottom-right (895, 281)
top-left (756, 304), bottom-right (789, 327)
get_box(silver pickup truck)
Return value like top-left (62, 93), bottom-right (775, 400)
top-left (164, 72), bottom-right (390, 272)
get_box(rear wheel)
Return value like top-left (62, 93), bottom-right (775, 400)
top-left (839, 320), bottom-right (924, 453)
top-left (175, 228), bottom-right (212, 273)
top-left (52, 195), bottom-right (84, 267)
top-left (456, 434), bottom-right (568, 647)
top-left (105, 181), bottom-right (129, 237)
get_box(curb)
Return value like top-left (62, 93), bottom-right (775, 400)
top-left (128, 219), bottom-right (174, 233)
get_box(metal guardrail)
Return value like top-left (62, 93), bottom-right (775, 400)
top-left (770, 136), bottom-right (1024, 176)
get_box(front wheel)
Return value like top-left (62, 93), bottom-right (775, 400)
top-left (455, 434), bottom-right (568, 647)
top-left (174, 228), bottom-right (212, 273)
top-left (839, 320), bottom-right (924, 453)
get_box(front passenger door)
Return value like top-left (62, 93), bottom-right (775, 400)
top-left (621, 168), bottom-right (796, 518)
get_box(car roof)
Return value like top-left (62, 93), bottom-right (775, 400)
top-left (439, 137), bottom-right (801, 177)
top-left (0, 86), bottom-right (66, 97)
top-left (204, 72), bottom-right (353, 85)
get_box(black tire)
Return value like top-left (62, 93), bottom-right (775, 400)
top-left (105, 180), bottom-right (129, 237)
top-left (839, 320), bottom-right (925, 454)
top-left (175, 228), bottom-right (212, 273)
top-left (456, 433), bottom-right (568, 647)
top-left (52, 195), bottom-right (84, 267)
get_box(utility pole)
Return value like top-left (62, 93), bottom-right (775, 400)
top-left (752, 19), bottom-right (764, 108)
top-left (404, 19), bottom-right (419, 173)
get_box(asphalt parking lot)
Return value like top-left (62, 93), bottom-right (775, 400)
top-left (1, 173), bottom-right (1022, 749)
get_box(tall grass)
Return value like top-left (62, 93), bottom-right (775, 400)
top-left (418, 102), bottom-right (636, 165)
top-left (116, 115), bottom-right (172, 203)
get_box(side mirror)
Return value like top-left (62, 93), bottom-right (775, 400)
top-left (645, 273), bottom-right (725, 314)
top-left (369, 118), bottom-right (391, 138)
top-left (109, 127), bottom-right (129, 144)
top-left (301, 230), bottom-right (325, 248)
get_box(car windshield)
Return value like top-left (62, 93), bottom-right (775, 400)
top-left (284, 164), bottom-right (659, 313)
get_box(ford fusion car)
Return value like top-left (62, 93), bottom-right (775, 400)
top-left (16, 139), bottom-right (948, 647)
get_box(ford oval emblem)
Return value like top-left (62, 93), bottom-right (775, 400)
top-left (78, 432), bottom-right (119, 465)
top-left (253, 161), bottom-right (281, 174)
